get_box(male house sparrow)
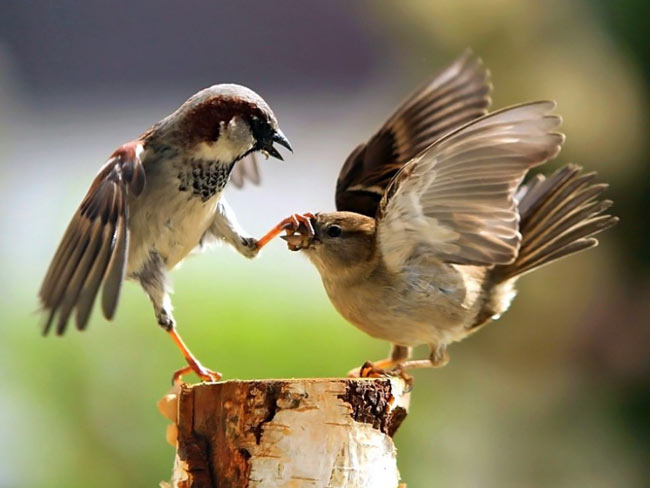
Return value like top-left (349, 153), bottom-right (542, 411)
top-left (265, 53), bottom-right (618, 375)
top-left (39, 84), bottom-right (291, 382)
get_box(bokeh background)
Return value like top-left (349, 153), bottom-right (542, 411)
top-left (1, 1), bottom-right (648, 486)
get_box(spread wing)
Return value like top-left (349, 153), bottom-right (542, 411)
top-left (335, 50), bottom-right (492, 217)
top-left (39, 142), bottom-right (146, 335)
top-left (377, 101), bottom-right (564, 272)
top-left (230, 154), bottom-right (261, 188)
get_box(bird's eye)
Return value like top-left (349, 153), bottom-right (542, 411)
top-left (327, 225), bottom-right (342, 238)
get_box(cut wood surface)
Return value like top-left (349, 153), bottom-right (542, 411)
top-left (159, 378), bottom-right (410, 488)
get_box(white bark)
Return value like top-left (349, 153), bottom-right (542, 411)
top-left (159, 378), bottom-right (410, 488)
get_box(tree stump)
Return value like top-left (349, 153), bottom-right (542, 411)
top-left (159, 378), bottom-right (410, 488)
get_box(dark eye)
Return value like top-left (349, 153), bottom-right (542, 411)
top-left (327, 225), bottom-right (342, 238)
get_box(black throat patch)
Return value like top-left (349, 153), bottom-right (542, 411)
top-left (177, 159), bottom-right (235, 201)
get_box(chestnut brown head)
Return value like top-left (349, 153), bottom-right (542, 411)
top-left (155, 83), bottom-right (292, 162)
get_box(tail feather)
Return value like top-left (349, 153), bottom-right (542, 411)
top-left (495, 164), bottom-right (618, 280)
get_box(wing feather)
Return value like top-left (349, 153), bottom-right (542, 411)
top-left (39, 142), bottom-right (144, 334)
top-left (101, 211), bottom-right (128, 320)
top-left (76, 223), bottom-right (115, 328)
top-left (377, 101), bottom-right (564, 271)
top-left (492, 164), bottom-right (618, 278)
top-left (336, 50), bottom-right (492, 217)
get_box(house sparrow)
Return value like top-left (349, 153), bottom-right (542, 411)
top-left (266, 53), bottom-right (618, 376)
top-left (39, 84), bottom-right (292, 382)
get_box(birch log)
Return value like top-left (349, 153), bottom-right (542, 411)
top-left (159, 378), bottom-right (410, 488)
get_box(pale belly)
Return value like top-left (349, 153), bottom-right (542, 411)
top-left (125, 173), bottom-right (220, 275)
top-left (321, 263), bottom-right (485, 347)
top-left (325, 285), bottom-right (463, 346)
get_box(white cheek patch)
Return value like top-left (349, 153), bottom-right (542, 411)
top-left (227, 116), bottom-right (254, 144)
top-left (191, 117), bottom-right (255, 163)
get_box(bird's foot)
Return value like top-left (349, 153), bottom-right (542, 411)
top-left (156, 309), bottom-right (176, 332)
top-left (172, 360), bottom-right (222, 385)
top-left (281, 213), bottom-right (316, 250)
top-left (430, 344), bottom-right (449, 368)
top-left (256, 213), bottom-right (316, 250)
top-left (348, 360), bottom-right (414, 390)
top-left (352, 360), bottom-right (388, 378)
top-left (238, 236), bottom-right (260, 259)
top-left (167, 328), bottom-right (222, 384)
top-left (392, 364), bottom-right (414, 391)
top-left (347, 359), bottom-right (399, 378)
top-left (398, 346), bottom-right (449, 371)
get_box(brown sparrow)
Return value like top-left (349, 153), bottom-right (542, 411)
top-left (39, 84), bottom-right (292, 382)
top-left (263, 53), bottom-right (618, 376)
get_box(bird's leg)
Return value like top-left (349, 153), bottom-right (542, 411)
top-left (156, 303), bottom-right (222, 384)
top-left (353, 344), bottom-right (450, 378)
top-left (207, 199), bottom-right (259, 259)
top-left (348, 344), bottom-right (412, 378)
top-left (256, 213), bottom-right (316, 250)
top-left (167, 327), bottom-right (222, 384)
top-left (139, 260), bottom-right (221, 384)
top-left (399, 343), bottom-right (450, 371)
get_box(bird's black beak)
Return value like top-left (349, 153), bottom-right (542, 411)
top-left (273, 129), bottom-right (292, 152)
top-left (263, 129), bottom-right (292, 161)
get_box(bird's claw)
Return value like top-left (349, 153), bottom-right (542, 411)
top-left (346, 360), bottom-right (385, 378)
top-left (360, 360), bottom-right (387, 378)
top-left (255, 213), bottom-right (316, 250)
top-left (280, 213), bottom-right (316, 250)
top-left (239, 236), bottom-right (260, 258)
top-left (348, 360), bottom-right (414, 391)
top-left (172, 363), bottom-right (222, 385)
top-left (391, 364), bottom-right (414, 392)
top-left (281, 213), bottom-right (316, 234)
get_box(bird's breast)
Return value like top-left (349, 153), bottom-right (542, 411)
top-left (126, 157), bottom-right (226, 275)
top-left (176, 159), bottom-right (235, 202)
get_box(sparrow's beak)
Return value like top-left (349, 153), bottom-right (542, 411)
top-left (273, 129), bottom-right (293, 152)
top-left (262, 129), bottom-right (292, 161)
top-left (281, 233), bottom-right (310, 250)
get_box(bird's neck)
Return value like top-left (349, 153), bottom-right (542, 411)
top-left (189, 138), bottom-right (251, 165)
top-left (310, 245), bottom-right (381, 288)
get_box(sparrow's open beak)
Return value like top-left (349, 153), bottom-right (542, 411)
top-left (281, 233), bottom-right (310, 250)
top-left (262, 129), bottom-right (292, 161)
top-left (273, 129), bottom-right (292, 152)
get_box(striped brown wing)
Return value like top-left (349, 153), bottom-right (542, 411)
top-left (377, 102), bottom-right (565, 271)
top-left (335, 50), bottom-right (492, 217)
top-left (495, 164), bottom-right (619, 279)
top-left (39, 142), bottom-right (145, 335)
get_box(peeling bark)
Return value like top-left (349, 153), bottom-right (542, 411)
top-left (160, 378), bottom-right (410, 488)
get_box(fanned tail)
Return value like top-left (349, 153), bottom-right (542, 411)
top-left (494, 164), bottom-right (618, 281)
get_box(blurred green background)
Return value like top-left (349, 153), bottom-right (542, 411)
top-left (1, 1), bottom-right (648, 486)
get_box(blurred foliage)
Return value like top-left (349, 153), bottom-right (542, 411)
top-left (1, 0), bottom-right (649, 487)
